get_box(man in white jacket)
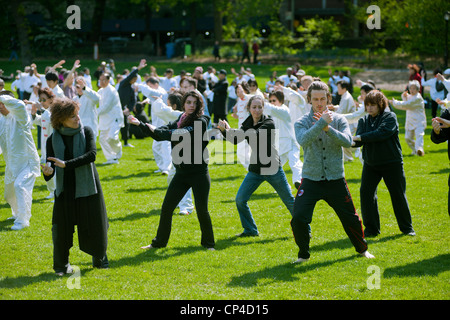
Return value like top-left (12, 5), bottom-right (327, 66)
top-left (97, 73), bottom-right (124, 164)
top-left (0, 91), bottom-right (40, 230)
top-left (264, 91), bottom-right (303, 188)
top-left (136, 76), bottom-right (170, 174)
top-left (391, 80), bottom-right (426, 156)
top-left (74, 76), bottom-right (100, 139)
top-left (331, 80), bottom-right (356, 161)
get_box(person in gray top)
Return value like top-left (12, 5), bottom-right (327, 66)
top-left (290, 81), bottom-right (374, 263)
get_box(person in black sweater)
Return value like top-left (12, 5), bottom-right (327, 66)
top-left (353, 91), bottom-right (415, 237)
top-left (128, 90), bottom-right (215, 250)
top-left (217, 95), bottom-right (294, 237)
top-left (431, 109), bottom-right (450, 216)
top-left (212, 69), bottom-right (229, 124)
top-left (117, 59), bottom-right (147, 147)
top-left (42, 97), bottom-right (109, 276)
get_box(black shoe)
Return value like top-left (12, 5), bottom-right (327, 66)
top-left (93, 255), bottom-right (109, 269)
top-left (235, 232), bottom-right (259, 238)
top-left (294, 181), bottom-right (301, 189)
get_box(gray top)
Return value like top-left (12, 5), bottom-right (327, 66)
top-left (294, 108), bottom-right (352, 181)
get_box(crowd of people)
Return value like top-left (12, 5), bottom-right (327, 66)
top-left (1, 58), bottom-right (450, 274)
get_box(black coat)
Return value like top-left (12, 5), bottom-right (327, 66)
top-left (212, 79), bottom-right (228, 115)
top-left (45, 126), bottom-right (108, 257)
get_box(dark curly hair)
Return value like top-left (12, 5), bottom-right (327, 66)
top-left (50, 97), bottom-right (80, 130)
top-left (178, 90), bottom-right (204, 128)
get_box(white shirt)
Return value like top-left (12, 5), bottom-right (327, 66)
top-left (74, 86), bottom-right (100, 138)
top-left (282, 87), bottom-right (310, 127)
top-left (159, 77), bottom-right (177, 92)
top-left (137, 84), bottom-right (168, 127)
top-left (392, 93), bottom-right (426, 130)
top-left (51, 85), bottom-right (65, 98)
top-left (20, 73), bottom-right (40, 93)
top-left (33, 108), bottom-right (53, 162)
top-left (83, 74), bottom-right (93, 89)
top-left (0, 95), bottom-right (40, 185)
top-left (279, 74), bottom-right (298, 86)
top-left (421, 77), bottom-right (446, 101)
top-left (97, 84), bottom-right (124, 130)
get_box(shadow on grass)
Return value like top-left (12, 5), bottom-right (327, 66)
top-left (383, 253), bottom-right (450, 278)
top-left (220, 192), bottom-right (279, 203)
top-left (101, 171), bottom-right (152, 181)
top-left (108, 209), bottom-right (161, 222)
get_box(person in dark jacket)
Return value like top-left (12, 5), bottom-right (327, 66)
top-left (217, 95), bottom-right (294, 237)
top-left (353, 90), bottom-right (415, 237)
top-left (212, 69), bottom-right (229, 125)
top-left (42, 97), bottom-right (109, 276)
top-left (431, 108), bottom-right (450, 216)
top-left (128, 90), bottom-right (215, 250)
top-left (117, 59), bottom-right (147, 147)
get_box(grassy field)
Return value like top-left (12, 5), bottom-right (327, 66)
top-left (0, 61), bottom-right (449, 301)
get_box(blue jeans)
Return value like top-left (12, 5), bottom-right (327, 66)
top-left (235, 167), bottom-right (294, 235)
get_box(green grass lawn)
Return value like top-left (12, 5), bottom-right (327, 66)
top-left (0, 61), bottom-right (449, 301)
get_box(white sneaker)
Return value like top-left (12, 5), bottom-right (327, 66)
top-left (161, 170), bottom-right (169, 175)
top-left (46, 193), bottom-right (54, 199)
top-left (154, 169), bottom-right (162, 173)
top-left (124, 143), bottom-right (134, 148)
top-left (11, 222), bottom-right (28, 231)
top-left (293, 257), bottom-right (310, 264)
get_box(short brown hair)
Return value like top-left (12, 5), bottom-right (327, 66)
top-left (269, 91), bottom-right (284, 104)
top-left (50, 97), bottom-right (80, 130)
top-left (38, 87), bottom-right (55, 99)
top-left (364, 90), bottom-right (388, 113)
top-left (306, 80), bottom-right (331, 104)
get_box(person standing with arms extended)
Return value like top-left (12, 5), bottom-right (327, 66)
top-left (128, 91), bottom-right (215, 250)
top-left (42, 97), bottom-right (109, 276)
top-left (290, 81), bottom-right (374, 263)
top-left (352, 91), bottom-right (416, 237)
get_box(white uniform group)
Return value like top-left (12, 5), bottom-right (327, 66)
top-left (1, 60), bottom-right (447, 231)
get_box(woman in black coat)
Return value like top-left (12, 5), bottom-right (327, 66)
top-left (42, 97), bottom-right (109, 276)
top-left (128, 90), bottom-right (215, 250)
top-left (352, 91), bottom-right (415, 237)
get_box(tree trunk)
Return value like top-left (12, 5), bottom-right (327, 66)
top-left (9, 1), bottom-right (32, 66)
top-left (90, 0), bottom-right (107, 42)
top-left (213, 0), bottom-right (223, 44)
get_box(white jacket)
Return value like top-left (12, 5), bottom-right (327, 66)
top-left (392, 93), bottom-right (426, 130)
top-left (151, 98), bottom-right (182, 123)
top-left (74, 86), bottom-right (100, 138)
top-left (282, 87), bottom-right (310, 126)
top-left (0, 95), bottom-right (40, 185)
top-left (97, 84), bottom-right (124, 130)
top-left (137, 83), bottom-right (168, 127)
top-left (33, 108), bottom-right (53, 163)
top-left (336, 91), bottom-right (356, 115)
top-left (263, 102), bottom-right (298, 156)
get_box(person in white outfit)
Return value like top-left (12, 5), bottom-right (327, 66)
top-left (232, 82), bottom-right (251, 169)
top-left (137, 76), bottom-right (171, 175)
top-left (391, 80), bottom-right (426, 156)
top-left (265, 91), bottom-right (303, 188)
top-left (149, 92), bottom-right (195, 214)
top-left (97, 73), bottom-right (124, 164)
top-left (27, 87), bottom-right (57, 200)
top-left (74, 77), bottom-right (100, 139)
top-left (331, 80), bottom-right (356, 161)
top-left (0, 91), bottom-right (41, 230)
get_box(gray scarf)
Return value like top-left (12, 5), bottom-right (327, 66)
top-left (52, 125), bottom-right (98, 198)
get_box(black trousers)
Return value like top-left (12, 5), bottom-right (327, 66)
top-left (151, 170), bottom-right (215, 248)
top-left (431, 99), bottom-right (439, 118)
top-left (291, 178), bottom-right (367, 259)
top-left (121, 116), bottom-right (130, 144)
top-left (360, 162), bottom-right (414, 235)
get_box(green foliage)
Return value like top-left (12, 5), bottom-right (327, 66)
top-left (297, 16), bottom-right (343, 50)
top-left (266, 21), bottom-right (299, 55)
top-left (355, 0), bottom-right (450, 57)
top-left (33, 25), bottom-right (76, 56)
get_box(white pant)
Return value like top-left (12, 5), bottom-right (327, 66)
top-left (4, 167), bottom-right (37, 226)
top-left (153, 140), bottom-right (172, 172)
top-left (237, 141), bottom-right (250, 170)
top-left (167, 164), bottom-right (194, 213)
top-left (280, 144), bottom-right (303, 185)
top-left (99, 126), bottom-right (122, 161)
top-left (405, 126), bottom-right (425, 153)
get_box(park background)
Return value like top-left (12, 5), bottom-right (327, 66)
top-left (0, 0), bottom-right (449, 301)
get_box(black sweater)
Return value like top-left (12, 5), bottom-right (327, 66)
top-left (431, 108), bottom-right (450, 161)
top-left (223, 114), bottom-right (280, 175)
top-left (139, 114), bottom-right (210, 174)
top-left (354, 111), bottom-right (403, 166)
